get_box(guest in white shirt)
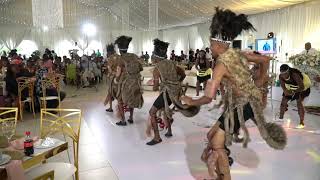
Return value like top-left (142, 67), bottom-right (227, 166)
top-left (300, 42), bottom-right (318, 55)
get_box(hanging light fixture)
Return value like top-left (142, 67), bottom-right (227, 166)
top-left (82, 23), bottom-right (96, 37)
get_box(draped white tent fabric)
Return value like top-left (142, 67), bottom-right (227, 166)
top-left (0, 0), bottom-right (319, 59)
top-left (161, 0), bottom-right (320, 59)
top-left (0, 27), bottom-right (30, 50)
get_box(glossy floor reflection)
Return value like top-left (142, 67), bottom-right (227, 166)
top-left (18, 84), bottom-right (320, 180)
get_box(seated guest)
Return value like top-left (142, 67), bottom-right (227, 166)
top-left (0, 56), bottom-right (9, 75)
top-left (26, 61), bottom-right (37, 76)
top-left (5, 60), bottom-right (33, 96)
top-left (35, 55), bottom-right (66, 109)
top-left (81, 56), bottom-right (95, 87)
top-left (5, 64), bottom-right (19, 100)
top-left (300, 42), bottom-right (318, 55)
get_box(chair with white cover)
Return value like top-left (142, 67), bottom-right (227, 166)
top-left (25, 109), bottom-right (82, 180)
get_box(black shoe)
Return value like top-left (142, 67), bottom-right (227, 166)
top-left (127, 119), bottom-right (133, 124)
top-left (146, 139), bottom-right (162, 145)
top-left (228, 157), bottom-right (234, 166)
top-left (164, 132), bottom-right (173, 138)
top-left (106, 108), bottom-right (113, 112)
top-left (116, 121), bottom-right (127, 126)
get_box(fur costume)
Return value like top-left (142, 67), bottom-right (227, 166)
top-left (120, 53), bottom-right (144, 108)
top-left (202, 7), bottom-right (287, 178)
top-left (153, 39), bottom-right (199, 119)
top-left (106, 53), bottom-right (123, 99)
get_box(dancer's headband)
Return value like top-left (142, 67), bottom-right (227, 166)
top-left (280, 69), bottom-right (289, 74)
top-left (153, 54), bottom-right (166, 59)
top-left (210, 37), bottom-right (232, 44)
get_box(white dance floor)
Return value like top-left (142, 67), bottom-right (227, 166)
top-left (78, 86), bottom-right (320, 180)
top-left (17, 85), bottom-right (320, 180)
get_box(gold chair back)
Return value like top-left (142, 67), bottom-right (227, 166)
top-left (40, 108), bottom-right (81, 180)
top-left (33, 170), bottom-right (54, 180)
top-left (0, 107), bottom-right (18, 137)
top-left (16, 77), bottom-right (36, 120)
top-left (40, 74), bottom-right (63, 110)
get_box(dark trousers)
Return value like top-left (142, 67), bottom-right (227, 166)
top-left (218, 103), bottom-right (255, 133)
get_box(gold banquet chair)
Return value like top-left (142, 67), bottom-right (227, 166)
top-left (26, 109), bottom-right (82, 180)
top-left (17, 77), bottom-right (36, 120)
top-left (0, 107), bottom-right (18, 136)
top-left (40, 74), bottom-right (63, 111)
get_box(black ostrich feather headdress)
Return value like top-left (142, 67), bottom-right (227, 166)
top-left (153, 38), bottom-right (169, 59)
top-left (115, 35), bottom-right (132, 51)
top-left (210, 7), bottom-right (256, 43)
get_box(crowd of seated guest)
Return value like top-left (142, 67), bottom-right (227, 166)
top-left (0, 49), bottom-right (68, 115)
top-left (168, 48), bottom-right (214, 70)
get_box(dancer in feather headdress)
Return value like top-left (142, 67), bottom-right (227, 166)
top-left (114, 36), bottom-right (144, 126)
top-left (181, 7), bottom-right (287, 179)
top-left (104, 43), bottom-right (122, 112)
top-left (146, 39), bottom-right (200, 145)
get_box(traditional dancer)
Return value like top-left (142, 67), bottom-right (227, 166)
top-left (146, 39), bottom-right (199, 145)
top-left (195, 50), bottom-right (211, 96)
top-left (104, 44), bottom-right (122, 112)
top-left (114, 36), bottom-right (144, 126)
top-left (278, 64), bottom-right (311, 128)
top-left (181, 8), bottom-right (287, 179)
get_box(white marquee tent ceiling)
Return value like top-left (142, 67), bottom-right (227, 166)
top-left (0, 0), bottom-right (312, 30)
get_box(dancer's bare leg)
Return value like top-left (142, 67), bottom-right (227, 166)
top-left (109, 100), bottom-right (113, 110)
top-left (297, 96), bottom-right (305, 126)
top-left (116, 100), bottom-right (127, 126)
top-left (164, 116), bottom-right (173, 138)
top-left (128, 108), bottom-right (134, 124)
top-left (196, 81), bottom-right (200, 96)
top-left (211, 129), bottom-right (231, 180)
top-left (279, 97), bottom-right (289, 119)
top-left (146, 116), bottom-right (153, 137)
top-left (146, 106), bottom-right (162, 145)
top-left (105, 95), bottom-right (113, 112)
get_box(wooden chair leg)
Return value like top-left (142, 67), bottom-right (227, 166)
top-left (30, 100), bottom-right (36, 118)
top-left (18, 100), bottom-right (23, 121)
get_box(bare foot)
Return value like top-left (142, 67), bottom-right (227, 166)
top-left (146, 117), bottom-right (153, 137)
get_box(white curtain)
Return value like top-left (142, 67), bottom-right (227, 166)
top-left (1, 0), bottom-right (319, 60)
top-left (161, 0), bottom-right (320, 61)
top-left (0, 26), bottom-right (29, 50)
top-left (162, 27), bottom-right (196, 56)
top-left (197, 22), bottom-right (210, 49)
